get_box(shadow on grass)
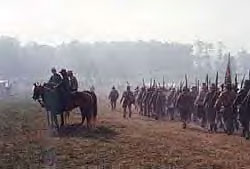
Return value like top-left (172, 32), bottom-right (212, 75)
top-left (56, 124), bottom-right (119, 142)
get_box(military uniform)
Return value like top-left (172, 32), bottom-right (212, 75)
top-left (69, 74), bottom-right (78, 92)
top-left (120, 86), bottom-right (134, 118)
top-left (137, 87), bottom-right (146, 115)
top-left (190, 86), bottom-right (198, 122)
top-left (49, 71), bottom-right (62, 87)
top-left (194, 85), bottom-right (208, 127)
top-left (109, 87), bottom-right (119, 110)
top-left (176, 88), bottom-right (193, 129)
top-left (59, 69), bottom-right (71, 111)
top-left (167, 89), bottom-right (176, 120)
top-left (155, 89), bottom-right (166, 120)
top-left (233, 80), bottom-right (250, 139)
top-left (203, 84), bottom-right (218, 132)
top-left (215, 86), bottom-right (236, 135)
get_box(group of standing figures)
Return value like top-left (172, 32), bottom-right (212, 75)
top-left (109, 79), bottom-right (250, 140)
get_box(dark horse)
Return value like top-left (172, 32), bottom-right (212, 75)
top-left (32, 83), bottom-right (97, 130)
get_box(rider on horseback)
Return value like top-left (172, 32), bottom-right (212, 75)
top-left (59, 69), bottom-right (71, 111)
top-left (68, 70), bottom-right (78, 92)
top-left (49, 67), bottom-right (62, 87)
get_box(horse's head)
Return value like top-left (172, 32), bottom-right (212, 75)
top-left (32, 83), bottom-right (43, 101)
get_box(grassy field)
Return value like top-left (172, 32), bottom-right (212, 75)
top-left (1, 99), bottom-right (250, 169)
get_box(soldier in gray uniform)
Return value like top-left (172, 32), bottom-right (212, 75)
top-left (194, 83), bottom-right (208, 128)
top-left (68, 70), bottom-right (78, 92)
top-left (215, 83), bottom-right (236, 135)
top-left (49, 67), bottom-right (62, 87)
top-left (120, 86), bottom-right (134, 118)
top-left (204, 83), bottom-right (218, 132)
top-left (233, 80), bottom-right (250, 139)
top-left (108, 86), bottom-right (119, 110)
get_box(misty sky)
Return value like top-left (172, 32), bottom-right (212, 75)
top-left (0, 0), bottom-right (249, 50)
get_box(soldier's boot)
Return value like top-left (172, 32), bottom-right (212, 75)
top-left (213, 123), bottom-right (218, 132)
top-left (209, 124), bottom-right (213, 133)
top-left (128, 106), bottom-right (132, 118)
top-left (182, 122), bottom-right (187, 129)
top-left (226, 120), bottom-right (234, 135)
top-left (246, 131), bottom-right (250, 140)
top-left (123, 108), bottom-right (127, 118)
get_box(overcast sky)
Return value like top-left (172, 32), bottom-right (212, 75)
top-left (0, 0), bottom-right (249, 50)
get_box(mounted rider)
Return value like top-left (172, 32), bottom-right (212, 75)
top-left (49, 67), bottom-right (62, 87)
top-left (68, 70), bottom-right (78, 92)
top-left (59, 69), bottom-right (71, 111)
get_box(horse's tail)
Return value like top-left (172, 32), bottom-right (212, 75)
top-left (91, 92), bottom-right (98, 120)
top-left (84, 91), bottom-right (98, 121)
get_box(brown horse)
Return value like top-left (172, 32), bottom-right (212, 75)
top-left (32, 83), bottom-right (97, 130)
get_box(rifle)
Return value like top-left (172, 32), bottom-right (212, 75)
top-left (215, 71), bottom-right (218, 91)
top-left (206, 74), bottom-right (209, 90)
top-left (185, 74), bottom-right (188, 89)
top-left (240, 74), bottom-right (246, 89)
top-left (235, 73), bottom-right (238, 90)
top-left (249, 69), bottom-right (250, 80)
top-left (197, 79), bottom-right (200, 93)
top-left (163, 76), bottom-right (165, 88)
top-left (142, 78), bottom-right (145, 87)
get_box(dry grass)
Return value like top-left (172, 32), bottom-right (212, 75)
top-left (1, 99), bottom-right (250, 169)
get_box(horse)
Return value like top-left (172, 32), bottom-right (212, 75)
top-left (32, 83), bottom-right (97, 130)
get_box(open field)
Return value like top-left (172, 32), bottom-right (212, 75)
top-left (1, 99), bottom-right (250, 169)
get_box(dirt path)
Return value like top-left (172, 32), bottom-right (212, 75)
top-left (50, 105), bottom-right (250, 169)
top-left (1, 101), bottom-right (250, 169)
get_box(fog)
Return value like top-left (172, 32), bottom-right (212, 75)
top-left (0, 36), bottom-right (250, 94)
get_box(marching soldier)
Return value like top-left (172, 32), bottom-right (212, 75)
top-left (233, 80), bottom-right (250, 139)
top-left (108, 86), bottom-right (119, 110)
top-left (215, 83), bottom-right (236, 135)
top-left (137, 86), bottom-right (146, 115)
top-left (194, 83), bottom-right (208, 128)
top-left (167, 88), bottom-right (176, 120)
top-left (203, 83), bottom-right (218, 132)
top-left (120, 86), bottom-right (134, 118)
top-left (176, 87), bottom-right (193, 129)
top-left (190, 86), bottom-right (198, 122)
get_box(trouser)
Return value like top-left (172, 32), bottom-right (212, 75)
top-left (123, 104), bottom-right (132, 118)
top-left (168, 107), bottom-right (175, 120)
top-left (223, 108), bottom-right (234, 135)
top-left (206, 107), bottom-right (217, 132)
top-left (240, 110), bottom-right (250, 139)
top-left (180, 108), bottom-right (190, 128)
top-left (197, 105), bottom-right (207, 127)
top-left (110, 100), bottom-right (117, 110)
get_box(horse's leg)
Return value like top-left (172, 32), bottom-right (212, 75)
top-left (82, 107), bottom-right (91, 129)
top-left (60, 113), bottom-right (64, 127)
top-left (50, 111), bottom-right (54, 128)
top-left (64, 111), bottom-right (70, 125)
top-left (53, 113), bottom-right (59, 131)
top-left (46, 110), bottom-right (50, 127)
top-left (80, 107), bottom-right (86, 125)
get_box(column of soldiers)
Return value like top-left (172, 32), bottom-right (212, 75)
top-left (109, 77), bottom-right (250, 140)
